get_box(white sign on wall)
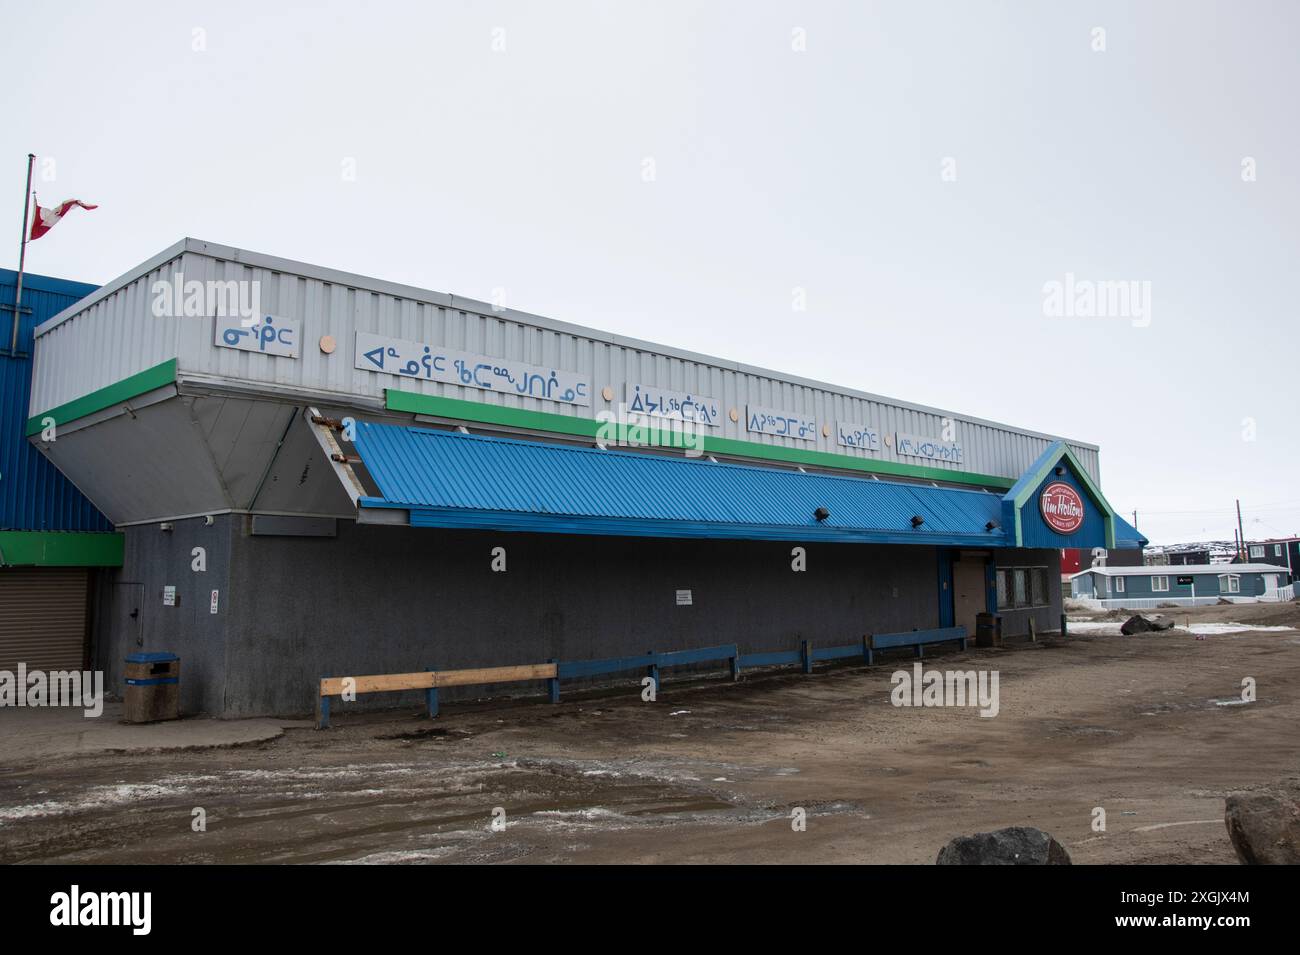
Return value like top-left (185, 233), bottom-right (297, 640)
top-left (746, 405), bottom-right (817, 441)
top-left (836, 421), bottom-right (881, 451)
top-left (355, 332), bottom-right (591, 406)
top-left (625, 384), bottom-right (722, 427)
top-left (896, 432), bottom-right (964, 464)
top-left (675, 589), bottom-right (693, 606)
top-left (162, 585), bottom-right (176, 607)
top-left (215, 315), bottom-right (300, 358)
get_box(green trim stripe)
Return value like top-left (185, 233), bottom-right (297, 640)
top-left (0, 531), bottom-right (124, 567)
top-left (26, 358), bottom-right (178, 436)
top-left (385, 389), bottom-right (1017, 490)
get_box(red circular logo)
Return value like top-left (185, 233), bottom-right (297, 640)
top-left (1040, 482), bottom-right (1085, 534)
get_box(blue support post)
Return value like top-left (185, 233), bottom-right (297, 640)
top-left (863, 636), bottom-right (874, 666)
top-left (915, 642), bottom-right (924, 660)
top-left (801, 640), bottom-right (813, 674)
top-left (318, 693), bottom-right (331, 730)
top-left (647, 662), bottom-right (661, 697)
top-left (427, 687), bottom-right (439, 719)
top-left (729, 650), bottom-right (740, 681)
top-left (547, 659), bottom-right (561, 703)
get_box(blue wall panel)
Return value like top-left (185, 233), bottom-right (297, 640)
top-left (1, 269), bottom-right (111, 531)
top-left (1019, 464), bottom-right (1107, 550)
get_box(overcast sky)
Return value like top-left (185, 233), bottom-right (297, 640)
top-left (3, 0), bottom-right (1296, 546)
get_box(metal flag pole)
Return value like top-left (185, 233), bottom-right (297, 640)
top-left (10, 152), bottom-right (35, 354)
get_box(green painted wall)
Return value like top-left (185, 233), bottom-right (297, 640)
top-left (0, 530), bottom-right (124, 567)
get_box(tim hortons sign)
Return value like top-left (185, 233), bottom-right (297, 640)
top-left (1040, 481), bottom-right (1085, 534)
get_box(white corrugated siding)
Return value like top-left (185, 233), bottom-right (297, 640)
top-left (32, 243), bottom-right (1101, 483)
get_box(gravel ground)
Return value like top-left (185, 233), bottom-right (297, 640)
top-left (2, 601), bottom-right (1297, 864)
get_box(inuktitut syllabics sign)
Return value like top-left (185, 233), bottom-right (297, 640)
top-left (625, 384), bottom-right (722, 427)
top-left (354, 332), bottom-right (591, 406)
top-left (895, 433), bottom-right (963, 464)
top-left (746, 405), bottom-right (817, 440)
top-left (215, 315), bottom-right (300, 358)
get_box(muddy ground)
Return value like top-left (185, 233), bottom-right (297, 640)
top-left (2, 602), bottom-right (1298, 864)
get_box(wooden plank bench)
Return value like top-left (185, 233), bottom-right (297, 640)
top-left (550, 643), bottom-right (738, 701)
top-left (317, 663), bottom-right (558, 728)
top-left (864, 626), bottom-right (967, 664)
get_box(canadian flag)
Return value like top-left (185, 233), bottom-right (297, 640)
top-left (29, 197), bottom-right (97, 241)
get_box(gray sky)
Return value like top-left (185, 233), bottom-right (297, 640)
top-left (3, 0), bottom-right (1296, 546)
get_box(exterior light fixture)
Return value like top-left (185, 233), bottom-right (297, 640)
top-left (985, 520), bottom-right (998, 531)
top-left (1054, 466), bottom-right (1065, 475)
top-left (911, 515), bottom-right (924, 528)
top-left (814, 507), bottom-right (830, 522)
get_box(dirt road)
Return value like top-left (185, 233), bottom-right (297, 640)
top-left (2, 604), bottom-right (1297, 864)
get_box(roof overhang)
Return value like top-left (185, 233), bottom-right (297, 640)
top-left (343, 421), bottom-right (1025, 546)
top-left (1001, 441), bottom-right (1119, 550)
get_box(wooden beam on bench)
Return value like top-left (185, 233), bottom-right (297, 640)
top-left (433, 663), bottom-right (557, 688)
top-left (320, 671), bottom-right (435, 697)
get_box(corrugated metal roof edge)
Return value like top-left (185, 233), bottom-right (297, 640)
top-left (35, 237), bottom-right (1100, 453)
top-left (380, 501), bottom-right (1011, 546)
top-left (375, 424), bottom-right (1007, 501)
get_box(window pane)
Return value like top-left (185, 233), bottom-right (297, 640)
top-left (996, 570), bottom-right (1008, 609)
top-left (1014, 569), bottom-right (1027, 606)
top-left (1031, 568), bottom-right (1045, 606)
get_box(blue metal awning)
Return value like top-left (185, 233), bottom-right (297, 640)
top-left (352, 423), bottom-right (1012, 546)
top-left (1113, 515), bottom-right (1147, 549)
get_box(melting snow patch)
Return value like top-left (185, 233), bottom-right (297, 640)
top-left (1067, 621), bottom-right (1294, 636)
top-left (0, 782), bottom-right (182, 824)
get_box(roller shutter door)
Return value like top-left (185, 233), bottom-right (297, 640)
top-left (0, 568), bottom-right (89, 672)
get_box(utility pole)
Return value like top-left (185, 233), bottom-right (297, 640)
top-left (1236, 499), bottom-right (1246, 562)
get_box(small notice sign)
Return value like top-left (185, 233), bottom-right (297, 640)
top-left (1177, 576), bottom-right (1193, 586)
top-left (162, 586), bottom-right (176, 607)
top-left (675, 589), bottom-right (693, 606)
top-left (210, 590), bottom-right (220, 614)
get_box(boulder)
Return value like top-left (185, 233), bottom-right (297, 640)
top-left (1120, 614), bottom-right (1154, 635)
top-left (936, 826), bottom-right (1072, 865)
top-left (1224, 779), bottom-right (1300, 864)
top-left (1120, 614), bottom-right (1176, 635)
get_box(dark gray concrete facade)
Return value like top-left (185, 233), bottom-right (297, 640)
top-left (993, 548), bottom-right (1066, 637)
top-left (93, 515), bottom-right (1060, 718)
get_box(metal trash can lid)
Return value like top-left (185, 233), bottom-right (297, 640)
top-left (126, 652), bottom-right (179, 663)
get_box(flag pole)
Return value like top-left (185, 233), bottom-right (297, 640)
top-left (10, 152), bottom-right (35, 354)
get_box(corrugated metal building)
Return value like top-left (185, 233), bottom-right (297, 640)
top-left (26, 239), bottom-right (1140, 716)
top-left (1, 269), bottom-right (122, 674)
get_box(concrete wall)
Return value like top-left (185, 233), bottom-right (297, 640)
top-left (93, 515), bottom-right (234, 716)
top-left (99, 516), bottom-right (949, 717)
top-left (95, 517), bottom-right (1064, 718)
top-left (994, 548), bottom-right (1064, 637)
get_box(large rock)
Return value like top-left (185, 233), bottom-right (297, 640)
top-left (1120, 614), bottom-right (1176, 635)
top-left (1224, 779), bottom-right (1300, 864)
top-left (1120, 614), bottom-right (1153, 635)
top-left (936, 826), bottom-right (1072, 865)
